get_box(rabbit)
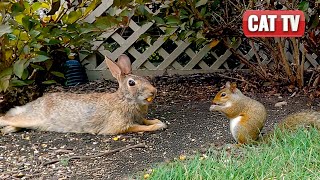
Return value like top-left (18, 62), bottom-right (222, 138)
top-left (0, 54), bottom-right (167, 135)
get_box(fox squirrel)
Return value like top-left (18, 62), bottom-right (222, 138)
top-left (209, 82), bottom-right (320, 144)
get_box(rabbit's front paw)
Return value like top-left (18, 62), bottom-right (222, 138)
top-left (1, 126), bottom-right (21, 135)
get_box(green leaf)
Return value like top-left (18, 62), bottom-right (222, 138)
top-left (107, 7), bottom-right (117, 16)
top-left (190, 17), bottom-right (194, 26)
top-left (185, 30), bottom-right (195, 38)
top-left (0, 67), bottom-right (13, 78)
top-left (137, 5), bottom-right (148, 16)
top-left (11, 3), bottom-right (25, 14)
top-left (153, 16), bottom-right (165, 24)
top-left (22, 16), bottom-right (34, 31)
top-left (0, 25), bottom-right (12, 37)
top-left (113, 0), bottom-right (132, 8)
top-left (64, 48), bottom-right (72, 55)
top-left (31, 55), bottom-right (50, 63)
top-left (44, 39), bottom-right (61, 45)
top-left (50, 71), bottom-right (65, 78)
top-left (30, 2), bottom-right (50, 12)
top-left (31, 2), bottom-right (42, 11)
top-left (166, 15), bottom-right (181, 25)
top-left (10, 79), bottom-right (34, 86)
top-left (196, 31), bottom-right (205, 39)
top-left (195, 21), bottom-right (204, 28)
top-left (13, 59), bottom-right (28, 78)
top-left (195, 0), bottom-right (208, 8)
top-left (42, 80), bottom-right (57, 84)
top-left (83, 0), bottom-right (99, 17)
top-left (200, 7), bottom-right (206, 16)
top-left (45, 59), bottom-right (53, 70)
top-left (94, 15), bottom-right (119, 29)
top-left (0, 75), bottom-right (10, 92)
top-left (7, 33), bottom-right (17, 40)
top-left (30, 42), bottom-right (42, 49)
top-left (0, 2), bottom-right (10, 9)
top-left (23, 45), bottom-right (30, 54)
top-left (30, 64), bottom-right (45, 70)
top-left (67, 10), bottom-right (82, 24)
top-left (165, 27), bottom-right (177, 35)
top-left (298, 1), bottom-right (309, 11)
top-left (21, 69), bottom-right (29, 80)
top-left (29, 30), bottom-right (41, 38)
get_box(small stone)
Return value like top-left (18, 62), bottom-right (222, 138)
top-left (275, 101), bottom-right (287, 107)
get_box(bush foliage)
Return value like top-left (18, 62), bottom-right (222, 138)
top-left (148, 0), bottom-right (319, 88)
top-left (0, 0), bottom-right (139, 92)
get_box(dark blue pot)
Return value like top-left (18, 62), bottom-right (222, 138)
top-left (64, 60), bottom-right (88, 86)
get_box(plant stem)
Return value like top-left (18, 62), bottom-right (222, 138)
top-left (276, 37), bottom-right (295, 83)
top-left (290, 37), bottom-right (302, 88)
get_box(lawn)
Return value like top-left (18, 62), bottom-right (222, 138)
top-left (142, 128), bottom-right (320, 180)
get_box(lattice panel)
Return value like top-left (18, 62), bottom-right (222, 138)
top-left (82, 1), bottom-right (320, 80)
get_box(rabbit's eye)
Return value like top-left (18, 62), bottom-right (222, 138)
top-left (128, 79), bottom-right (135, 86)
top-left (221, 92), bottom-right (226, 97)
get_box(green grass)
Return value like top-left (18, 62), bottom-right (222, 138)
top-left (141, 128), bottom-right (320, 180)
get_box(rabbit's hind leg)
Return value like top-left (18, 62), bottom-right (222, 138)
top-left (124, 122), bottom-right (167, 133)
top-left (0, 116), bottom-right (40, 132)
top-left (143, 119), bottom-right (164, 125)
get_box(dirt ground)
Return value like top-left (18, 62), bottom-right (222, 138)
top-left (0, 74), bottom-right (319, 179)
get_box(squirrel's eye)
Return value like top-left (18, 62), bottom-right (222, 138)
top-left (221, 92), bottom-right (226, 97)
top-left (128, 79), bottom-right (135, 86)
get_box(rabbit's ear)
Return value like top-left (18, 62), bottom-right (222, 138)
top-left (105, 56), bottom-right (122, 80)
top-left (225, 81), bottom-right (231, 88)
top-left (116, 54), bottom-right (132, 75)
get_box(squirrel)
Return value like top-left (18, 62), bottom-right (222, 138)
top-left (209, 82), bottom-right (320, 144)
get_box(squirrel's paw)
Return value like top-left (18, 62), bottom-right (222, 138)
top-left (154, 121), bottom-right (167, 130)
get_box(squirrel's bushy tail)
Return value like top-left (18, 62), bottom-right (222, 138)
top-left (261, 110), bottom-right (320, 143)
top-left (278, 111), bottom-right (320, 130)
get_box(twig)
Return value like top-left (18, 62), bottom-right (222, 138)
top-left (42, 143), bottom-right (146, 166)
top-left (217, 73), bottom-right (256, 87)
top-left (250, 40), bottom-right (268, 79)
top-left (308, 71), bottom-right (315, 87)
top-left (301, 45), bottom-right (306, 87)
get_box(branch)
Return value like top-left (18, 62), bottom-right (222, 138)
top-left (276, 37), bottom-right (295, 83)
top-left (249, 40), bottom-right (268, 79)
top-left (223, 39), bottom-right (266, 80)
top-left (291, 37), bottom-right (302, 87)
top-left (42, 143), bottom-right (147, 166)
top-left (217, 73), bottom-right (256, 87)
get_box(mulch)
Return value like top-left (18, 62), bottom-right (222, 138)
top-left (0, 72), bottom-right (319, 179)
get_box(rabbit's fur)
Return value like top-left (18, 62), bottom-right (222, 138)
top-left (0, 55), bottom-right (167, 135)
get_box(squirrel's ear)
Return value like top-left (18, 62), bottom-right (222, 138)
top-left (230, 82), bottom-right (237, 93)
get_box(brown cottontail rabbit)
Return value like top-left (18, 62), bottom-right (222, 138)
top-left (0, 55), bottom-right (167, 135)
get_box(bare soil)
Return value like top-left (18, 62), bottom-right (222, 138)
top-left (0, 74), bottom-right (319, 180)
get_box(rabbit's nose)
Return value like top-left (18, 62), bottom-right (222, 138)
top-left (150, 87), bottom-right (157, 96)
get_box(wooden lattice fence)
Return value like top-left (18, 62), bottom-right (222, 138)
top-left (81, 0), bottom-right (320, 80)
